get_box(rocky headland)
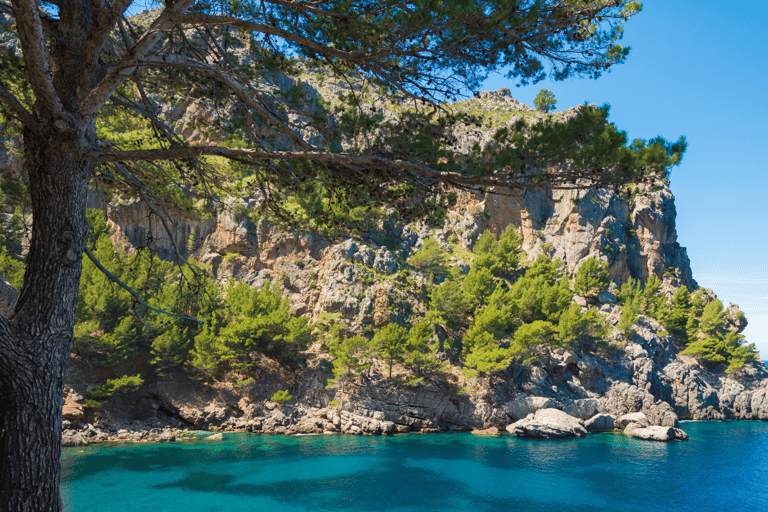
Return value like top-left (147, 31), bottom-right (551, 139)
top-left (0, 68), bottom-right (763, 445)
top-left (44, 87), bottom-right (768, 446)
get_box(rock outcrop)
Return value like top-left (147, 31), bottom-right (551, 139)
top-left (506, 409), bottom-right (588, 439)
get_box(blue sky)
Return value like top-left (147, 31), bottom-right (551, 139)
top-left (483, 0), bottom-right (768, 356)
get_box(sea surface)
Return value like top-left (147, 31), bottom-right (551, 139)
top-left (61, 421), bottom-right (768, 512)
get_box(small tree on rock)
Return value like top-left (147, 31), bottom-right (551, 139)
top-left (534, 89), bottom-right (558, 113)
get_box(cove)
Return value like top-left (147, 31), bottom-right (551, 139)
top-left (61, 421), bottom-right (768, 512)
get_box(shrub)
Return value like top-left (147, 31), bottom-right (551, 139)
top-left (270, 390), bottom-right (292, 403)
top-left (408, 238), bottom-right (449, 276)
top-left (87, 374), bottom-right (144, 400)
top-left (573, 258), bottom-right (610, 297)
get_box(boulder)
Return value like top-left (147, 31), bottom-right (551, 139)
top-left (62, 393), bottom-right (86, 421)
top-left (563, 398), bottom-right (602, 419)
top-left (158, 431), bottom-right (176, 443)
top-left (62, 431), bottom-right (89, 447)
top-left (506, 408), bottom-right (587, 439)
top-left (616, 412), bottom-right (650, 429)
top-left (584, 414), bottom-right (615, 433)
top-left (206, 433), bottom-right (224, 440)
top-left (630, 426), bottom-right (689, 442)
top-left (597, 290), bottom-right (617, 305)
top-left (503, 397), bottom-right (554, 421)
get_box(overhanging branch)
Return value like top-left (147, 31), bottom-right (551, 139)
top-left (83, 245), bottom-right (201, 324)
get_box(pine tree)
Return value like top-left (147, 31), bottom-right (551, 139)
top-left (573, 257), bottom-right (611, 297)
top-left (374, 323), bottom-right (408, 379)
top-left (534, 89), bottom-right (557, 113)
top-left (403, 321), bottom-right (446, 379)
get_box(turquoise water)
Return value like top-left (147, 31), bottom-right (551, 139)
top-left (61, 421), bottom-right (768, 512)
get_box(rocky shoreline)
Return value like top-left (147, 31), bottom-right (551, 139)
top-left (62, 311), bottom-right (768, 447)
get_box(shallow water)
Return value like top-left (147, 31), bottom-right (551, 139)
top-left (61, 421), bottom-right (768, 512)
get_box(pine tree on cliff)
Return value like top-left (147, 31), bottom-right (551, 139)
top-left (0, 0), bottom-right (688, 509)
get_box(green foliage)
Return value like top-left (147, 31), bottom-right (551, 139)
top-left (194, 280), bottom-right (315, 373)
top-left (84, 399), bottom-right (103, 410)
top-left (463, 266), bottom-right (497, 308)
top-left (573, 258), bottom-right (611, 297)
top-left (270, 390), bottom-right (292, 403)
top-left (525, 254), bottom-right (564, 282)
top-left (657, 286), bottom-right (691, 341)
top-left (699, 299), bottom-right (726, 336)
top-left (402, 321), bottom-right (447, 378)
top-left (508, 273), bottom-right (571, 324)
top-left (557, 304), bottom-right (609, 350)
top-left (463, 341), bottom-right (515, 378)
top-left (511, 320), bottom-right (559, 362)
top-left (426, 274), bottom-right (469, 328)
top-left (150, 325), bottom-right (189, 374)
top-left (0, 245), bottom-right (24, 291)
top-left (682, 331), bottom-right (758, 373)
top-left (327, 335), bottom-right (378, 389)
top-left (681, 297), bottom-right (758, 372)
top-left (534, 89), bottom-right (557, 113)
top-left (87, 374), bottom-right (144, 400)
top-left (189, 319), bottom-right (220, 381)
top-left (235, 377), bottom-right (255, 388)
top-left (472, 226), bottom-right (523, 277)
top-left (409, 238), bottom-right (449, 276)
top-left (617, 298), bottom-right (640, 338)
top-left (463, 303), bottom-right (514, 356)
top-left (374, 323), bottom-right (408, 379)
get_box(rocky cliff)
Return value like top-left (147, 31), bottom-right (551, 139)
top-left (54, 92), bottom-right (768, 447)
top-left (0, 82), bottom-right (761, 444)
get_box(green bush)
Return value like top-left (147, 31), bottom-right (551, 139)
top-left (408, 238), bottom-right (449, 276)
top-left (573, 258), bottom-right (610, 297)
top-left (87, 374), bottom-right (144, 400)
top-left (270, 390), bottom-right (292, 403)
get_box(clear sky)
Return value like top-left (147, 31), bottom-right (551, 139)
top-left (482, 0), bottom-right (768, 357)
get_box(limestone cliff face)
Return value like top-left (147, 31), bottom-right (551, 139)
top-left (480, 180), bottom-right (695, 288)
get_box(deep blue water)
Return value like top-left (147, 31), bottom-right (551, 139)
top-left (61, 421), bottom-right (768, 512)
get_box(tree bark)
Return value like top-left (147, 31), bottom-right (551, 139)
top-left (0, 121), bottom-right (92, 511)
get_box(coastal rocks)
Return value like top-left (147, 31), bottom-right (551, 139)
top-left (339, 410), bottom-right (398, 436)
top-left (62, 431), bottom-right (89, 447)
top-left (630, 426), bottom-right (689, 442)
top-left (604, 383), bottom-right (680, 427)
top-left (62, 389), bottom-right (86, 421)
top-left (616, 412), bottom-right (651, 434)
top-left (562, 398), bottom-right (603, 419)
top-left (583, 414), bottom-right (616, 432)
top-left (506, 408), bottom-right (587, 439)
top-left (503, 397), bottom-right (555, 421)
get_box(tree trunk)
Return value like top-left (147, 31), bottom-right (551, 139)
top-left (0, 122), bottom-right (92, 511)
